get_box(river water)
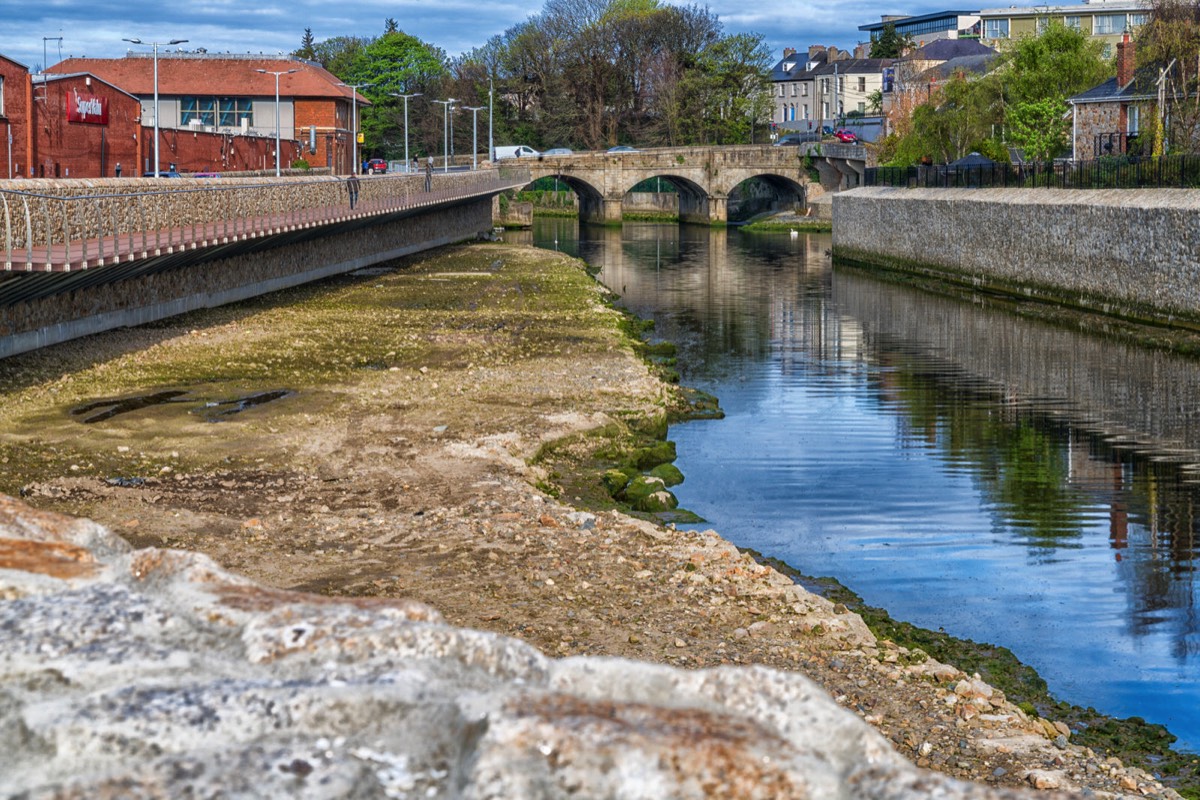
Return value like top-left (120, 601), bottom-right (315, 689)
top-left (510, 217), bottom-right (1200, 753)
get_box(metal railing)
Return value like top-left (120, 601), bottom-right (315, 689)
top-left (2, 166), bottom-right (530, 273)
top-left (865, 155), bottom-right (1200, 191)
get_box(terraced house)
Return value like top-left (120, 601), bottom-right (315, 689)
top-left (772, 45), bottom-right (893, 131)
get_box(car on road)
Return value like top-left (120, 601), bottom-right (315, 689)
top-left (833, 129), bottom-right (858, 143)
top-left (607, 145), bottom-right (638, 154)
top-left (366, 158), bottom-right (387, 174)
top-left (143, 171), bottom-right (182, 178)
top-left (543, 147), bottom-right (574, 156)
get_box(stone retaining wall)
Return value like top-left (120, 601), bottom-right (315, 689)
top-left (832, 187), bottom-right (1200, 325)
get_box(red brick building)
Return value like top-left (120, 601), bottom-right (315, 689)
top-left (1, 53), bottom-right (32, 179)
top-left (48, 53), bottom-right (365, 175)
top-left (29, 72), bottom-right (142, 178)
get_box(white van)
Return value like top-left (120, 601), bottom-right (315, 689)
top-left (494, 145), bottom-right (540, 160)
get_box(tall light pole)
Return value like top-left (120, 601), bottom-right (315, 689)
top-left (123, 37), bottom-right (188, 176)
top-left (488, 74), bottom-right (494, 163)
top-left (432, 98), bottom-right (456, 172)
top-left (337, 82), bottom-right (373, 174)
top-left (256, 68), bottom-right (297, 177)
top-left (390, 92), bottom-right (421, 172)
top-left (463, 106), bottom-right (484, 170)
top-left (42, 36), bottom-right (62, 73)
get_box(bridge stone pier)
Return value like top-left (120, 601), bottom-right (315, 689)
top-left (525, 145), bottom-right (868, 224)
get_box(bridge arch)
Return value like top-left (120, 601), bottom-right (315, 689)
top-left (722, 172), bottom-right (809, 221)
top-left (520, 173), bottom-right (606, 223)
top-left (616, 174), bottom-right (713, 226)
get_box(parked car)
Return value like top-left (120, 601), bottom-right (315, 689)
top-left (834, 129), bottom-right (858, 143)
top-left (543, 147), bottom-right (574, 156)
top-left (143, 171), bottom-right (182, 178)
top-left (607, 145), bottom-right (638, 154)
top-left (366, 158), bottom-right (387, 174)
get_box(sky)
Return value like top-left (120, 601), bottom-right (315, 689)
top-left (0, 0), bottom-right (938, 74)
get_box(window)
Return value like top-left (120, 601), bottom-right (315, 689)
top-left (838, 76), bottom-right (845, 93)
top-left (858, 101), bottom-right (866, 114)
top-left (984, 19), bottom-right (1009, 38)
top-left (1065, 15), bottom-right (1081, 30)
top-left (1128, 104), bottom-right (1140, 135)
top-left (181, 96), bottom-right (254, 128)
top-left (1129, 12), bottom-right (1148, 27)
top-left (791, 83), bottom-right (796, 96)
top-left (858, 77), bottom-right (866, 92)
top-left (801, 83), bottom-right (808, 97)
top-left (1094, 14), bottom-right (1123, 34)
top-left (0, 75), bottom-right (5, 116)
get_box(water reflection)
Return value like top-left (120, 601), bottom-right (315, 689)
top-left (512, 218), bottom-right (1200, 750)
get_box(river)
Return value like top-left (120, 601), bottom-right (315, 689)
top-left (509, 217), bottom-right (1200, 753)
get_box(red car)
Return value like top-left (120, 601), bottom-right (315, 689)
top-left (366, 158), bottom-right (387, 174)
top-left (834, 129), bottom-right (858, 143)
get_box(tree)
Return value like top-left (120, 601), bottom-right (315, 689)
top-left (311, 36), bottom-right (370, 78)
top-left (385, 17), bottom-right (399, 34)
top-left (1006, 97), bottom-right (1071, 160)
top-left (1136, 0), bottom-right (1200, 153)
top-left (1000, 20), bottom-right (1109, 105)
top-left (295, 28), bottom-right (317, 62)
top-left (869, 23), bottom-right (912, 59)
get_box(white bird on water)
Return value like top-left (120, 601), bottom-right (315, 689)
top-left (790, 229), bottom-right (798, 238)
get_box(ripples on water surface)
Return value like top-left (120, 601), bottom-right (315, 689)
top-left (513, 218), bottom-right (1200, 751)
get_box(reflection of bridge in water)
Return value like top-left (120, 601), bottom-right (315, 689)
top-left (519, 143), bottom-right (869, 224)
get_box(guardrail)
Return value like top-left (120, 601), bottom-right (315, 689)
top-left (2, 166), bottom-right (530, 273)
top-left (865, 155), bottom-right (1200, 190)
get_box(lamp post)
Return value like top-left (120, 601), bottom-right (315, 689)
top-left (463, 106), bottom-right (484, 170)
top-left (488, 74), bottom-right (494, 163)
top-left (337, 82), bottom-right (373, 174)
top-left (432, 98), bottom-right (456, 172)
top-left (390, 92), bottom-right (422, 172)
top-left (123, 37), bottom-right (188, 176)
top-left (256, 68), bottom-right (298, 177)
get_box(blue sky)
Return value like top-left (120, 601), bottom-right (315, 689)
top-left (0, 0), bottom-right (935, 74)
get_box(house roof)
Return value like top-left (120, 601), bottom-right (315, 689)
top-left (1, 52), bottom-right (30, 71)
top-left (911, 38), bottom-right (995, 61)
top-left (1069, 65), bottom-right (1159, 104)
top-left (916, 53), bottom-right (998, 82)
top-left (950, 151), bottom-right (995, 166)
top-left (813, 57), bottom-right (895, 76)
top-left (772, 50), bottom-right (830, 82)
top-left (46, 55), bottom-right (366, 103)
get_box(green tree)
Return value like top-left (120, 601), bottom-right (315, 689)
top-left (1000, 20), bottom-right (1109, 105)
top-left (295, 28), bottom-right (316, 61)
top-left (311, 36), bottom-right (370, 78)
top-left (1006, 97), bottom-right (1071, 160)
top-left (869, 23), bottom-right (913, 59)
top-left (348, 32), bottom-right (448, 155)
top-left (1136, 0), bottom-right (1200, 153)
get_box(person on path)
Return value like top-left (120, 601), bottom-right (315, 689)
top-left (424, 156), bottom-right (433, 193)
top-left (347, 173), bottom-right (360, 210)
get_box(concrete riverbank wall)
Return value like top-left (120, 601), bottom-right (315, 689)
top-left (832, 187), bottom-right (1200, 327)
top-left (0, 197), bottom-right (493, 359)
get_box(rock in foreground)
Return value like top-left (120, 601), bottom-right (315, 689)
top-left (0, 495), bottom-right (1064, 799)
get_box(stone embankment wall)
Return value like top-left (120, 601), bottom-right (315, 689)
top-left (833, 187), bottom-right (1200, 326)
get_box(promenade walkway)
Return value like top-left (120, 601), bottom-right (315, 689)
top-left (1, 168), bottom-right (529, 273)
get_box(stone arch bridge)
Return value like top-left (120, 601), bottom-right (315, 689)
top-left (523, 143), bottom-right (869, 224)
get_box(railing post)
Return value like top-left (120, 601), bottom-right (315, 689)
top-left (2, 193), bottom-right (11, 271)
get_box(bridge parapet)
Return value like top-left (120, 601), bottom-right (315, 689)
top-left (1, 167), bottom-right (530, 272)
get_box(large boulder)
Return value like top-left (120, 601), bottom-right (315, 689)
top-left (0, 495), bottom-right (1056, 799)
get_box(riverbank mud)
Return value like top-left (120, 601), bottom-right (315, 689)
top-left (0, 243), bottom-right (1188, 798)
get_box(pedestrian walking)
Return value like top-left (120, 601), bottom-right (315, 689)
top-left (347, 173), bottom-right (360, 210)
top-left (424, 156), bottom-right (433, 193)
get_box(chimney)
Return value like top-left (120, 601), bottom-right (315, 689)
top-left (784, 47), bottom-right (796, 58)
top-left (808, 44), bottom-right (827, 58)
top-left (1116, 32), bottom-right (1134, 87)
top-left (827, 46), bottom-right (840, 62)
top-left (854, 43), bottom-right (869, 59)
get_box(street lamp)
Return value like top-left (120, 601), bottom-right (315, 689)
top-left (463, 106), bottom-right (484, 170)
top-left (256, 68), bottom-right (298, 177)
top-left (432, 98), bottom-right (456, 172)
top-left (337, 82), bottom-right (373, 174)
top-left (123, 37), bottom-right (188, 176)
top-left (488, 74), bottom-right (494, 163)
top-left (390, 92), bottom-right (422, 172)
